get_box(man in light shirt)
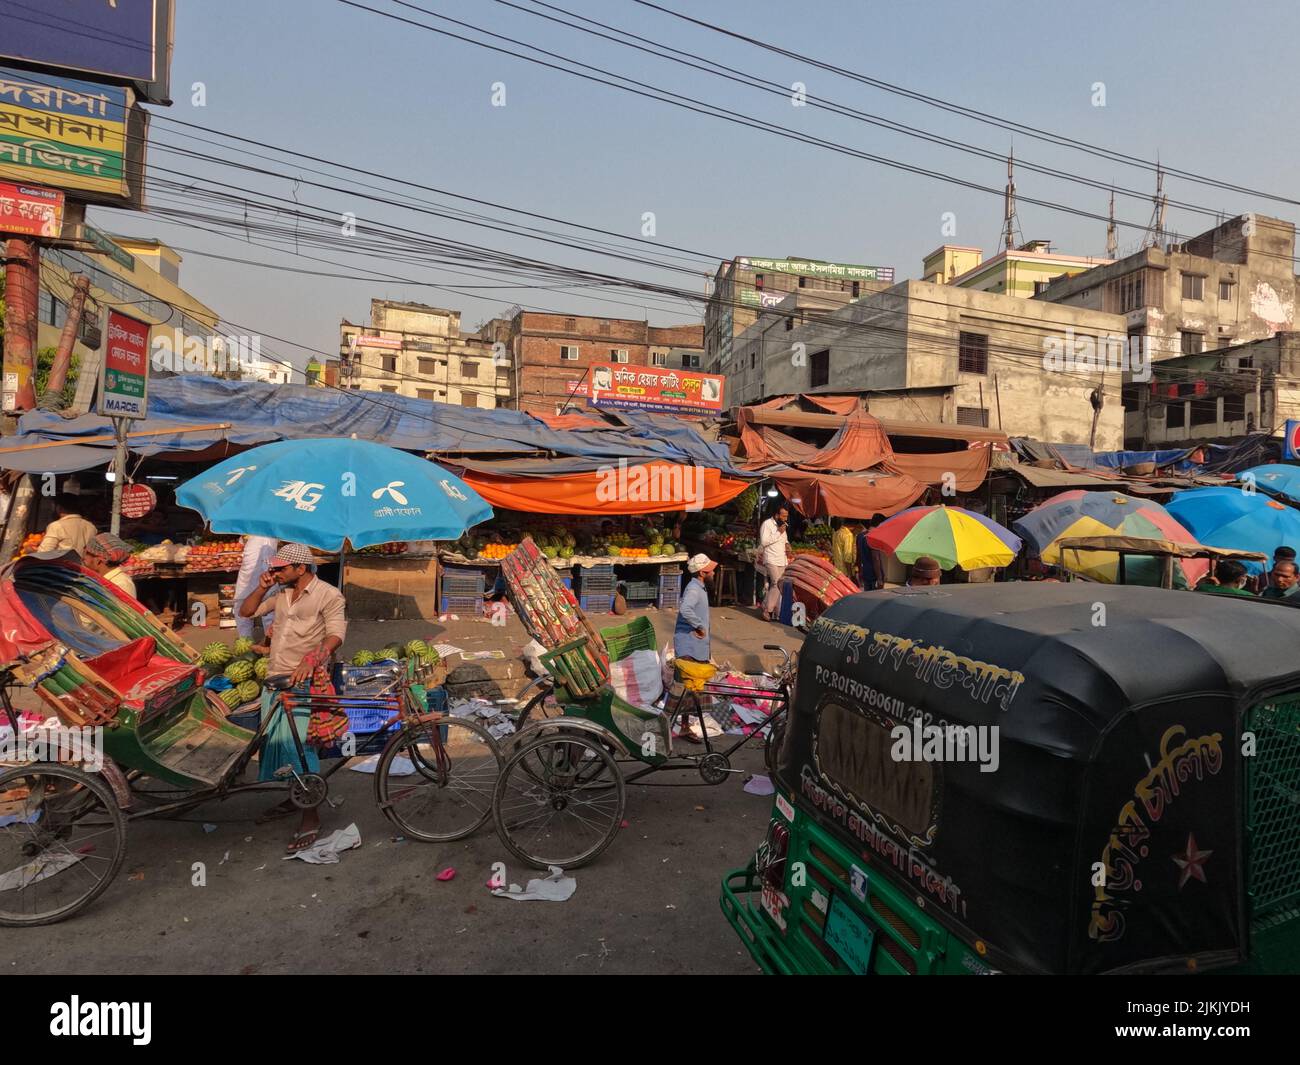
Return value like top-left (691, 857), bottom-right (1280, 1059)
top-left (234, 534), bottom-right (280, 640)
top-left (759, 505), bottom-right (791, 621)
top-left (38, 495), bottom-right (96, 556)
top-left (83, 532), bottom-right (137, 599)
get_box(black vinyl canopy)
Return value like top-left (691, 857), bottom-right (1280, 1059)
top-left (780, 583), bottom-right (1300, 974)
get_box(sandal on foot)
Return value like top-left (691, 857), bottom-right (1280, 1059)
top-left (286, 829), bottom-right (319, 853)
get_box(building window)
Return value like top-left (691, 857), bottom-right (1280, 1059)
top-left (461, 391), bottom-right (478, 408)
top-left (810, 349), bottom-right (830, 388)
top-left (39, 290), bottom-right (67, 328)
top-left (1219, 280), bottom-right (1234, 302)
top-left (1223, 391), bottom-right (1245, 423)
top-left (1180, 331), bottom-right (1204, 355)
top-left (1190, 397), bottom-right (1218, 426)
top-left (851, 281), bottom-right (861, 298)
top-left (1033, 281), bottom-right (1050, 296)
top-left (563, 317), bottom-right (576, 331)
top-left (958, 331), bottom-right (989, 375)
top-left (418, 357), bottom-right (437, 375)
top-left (380, 385), bottom-right (398, 393)
top-left (599, 321), bottom-right (611, 335)
top-left (754, 273), bottom-right (764, 290)
top-left (956, 406), bottom-right (989, 427)
top-left (381, 355), bottom-right (397, 373)
top-left (797, 276), bottom-right (807, 288)
top-left (1166, 402), bottom-right (1186, 429)
top-left (1181, 273), bottom-right (1204, 300)
top-left (1121, 383), bottom-right (1142, 411)
top-left (461, 360), bottom-right (479, 378)
top-left (1238, 355), bottom-right (1254, 370)
top-left (784, 317), bottom-right (794, 332)
top-left (652, 351), bottom-right (668, 366)
top-left (611, 349), bottom-right (629, 363)
top-left (417, 389), bottom-right (437, 400)
top-left (750, 352), bottom-right (756, 369)
top-left (560, 345), bottom-right (579, 361)
top-left (684, 352), bottom-right (701, 368)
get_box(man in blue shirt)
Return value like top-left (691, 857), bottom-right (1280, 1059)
top-left (675, 553), bottom-right (717, 663)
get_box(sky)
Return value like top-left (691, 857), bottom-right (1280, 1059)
top-left (95, 0), bottom-right (1300, 372)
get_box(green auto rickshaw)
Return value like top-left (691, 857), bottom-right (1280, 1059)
top-left (721, 582), bottom-right (1300, 974)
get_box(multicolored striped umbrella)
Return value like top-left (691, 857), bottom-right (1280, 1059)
top-left (1013, 490), bottom-right (1208, 586)
top-left (867, 505), bottom-right (1021, 570)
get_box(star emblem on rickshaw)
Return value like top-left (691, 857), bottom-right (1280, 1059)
top-left (1172, 833), bottom-right (1212, 889)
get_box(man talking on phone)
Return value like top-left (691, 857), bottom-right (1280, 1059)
top-left (759, 505), bottom-right (792, 622)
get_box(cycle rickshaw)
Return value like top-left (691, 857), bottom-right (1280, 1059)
top-left (491, 614), bottom-right (797, 870)
top-left (0, 554), bottom-right (502, 926)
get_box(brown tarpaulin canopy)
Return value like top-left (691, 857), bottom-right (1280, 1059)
top-left (883, 449), bottom-right (990, 492)
top-left (770, 468), bottom-right (925, 520)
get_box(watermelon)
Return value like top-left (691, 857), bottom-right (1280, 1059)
top-left (377, 646), bottom-right (401, 662)
top-left (219, 687), bottom-right (243, 710)
top-left (201, 642), bottom-right (233, 668)
top-left (237, 679), bottom-right (261, 704)
top-left (254, 657), bottom-right (269, 680)
top-left (224, 659), bottom-right (254, 684)
top-left (233, 636), bottom-right (254, 656)
top-left (352, 649), bottom-right (375, 667)
top-left (404, 639), bottom-right (428, 658)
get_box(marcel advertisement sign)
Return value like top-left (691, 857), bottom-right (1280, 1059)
top-left (98, 310), bottom-right (151, 419)
top-left (588, 363), bottom-right (725, 416)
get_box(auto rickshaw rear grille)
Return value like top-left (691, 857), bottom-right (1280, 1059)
top-left (1244, 697), bottom-right (1300, 915)
top-left (870, 895), bottom-right (923, 950)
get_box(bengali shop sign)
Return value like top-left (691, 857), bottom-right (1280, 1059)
top-left (0, 179), bottom-right (63, 236)
top-left (588, 363), bottom-right (725, 416)
top-left (737, 256), bottom-right (895, 283)
top-left (0, 65), bottom-right (146, 205)
top-left (98, 311), bottom-right (151, 419)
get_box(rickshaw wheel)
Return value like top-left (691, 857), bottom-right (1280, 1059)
top-left (290, 773), bottom-right (328, 810)
top-left (509, 721), bottom-right (622, 792)
top-left (0, 763), bottom-right (127, 927)
top-left (375, 717), bottom-right (503, 842)
top-left (698, 752), bottom-right (732, 785)
top-left (493, 732), bottom-right (625, 870)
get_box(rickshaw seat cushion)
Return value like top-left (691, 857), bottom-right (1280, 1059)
top-left (84, 636), bottom-right (200, 709)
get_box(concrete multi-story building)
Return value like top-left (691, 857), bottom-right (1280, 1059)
top-left (730, 280), bottom-right (1131, 448)
top-left (1034, 214), bottom-right (1297, 362)
top-left (338, 299), bottom-right (510, 407)
top-left (491, 311), bottom-right (703, 415)
top-left (704, 256), bottom-right (895, 374)
top-left (923, 241), bottom-right (1111, 297)
top-left (1123, 331), bottom-right (1300, 448)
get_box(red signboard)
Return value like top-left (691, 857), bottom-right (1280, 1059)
top-left (97, 310), bottom-right (151, 419)
top-left (588, 363), bottom-right (725, 416)
top-left (120, 483), bottom-right (157, 519)
top-left (0, 180), bottom-right (64, 237)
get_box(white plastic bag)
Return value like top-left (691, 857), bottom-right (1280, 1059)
top-left (609, 648), bottom-right (664, 706)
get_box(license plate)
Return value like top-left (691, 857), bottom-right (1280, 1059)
top-left (824, 894), bottom-right (875, 975)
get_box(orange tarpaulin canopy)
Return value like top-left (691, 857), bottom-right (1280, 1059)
top-left (462, 462), bottom-right (752, 515)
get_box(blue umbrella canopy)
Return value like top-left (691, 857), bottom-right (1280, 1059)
top-left (1237, 464), bottom-right (1300, 500)
top-left (1165, 485), bottom-right (1300, 575)
top-left (175, 438), bottom-right (493, 550)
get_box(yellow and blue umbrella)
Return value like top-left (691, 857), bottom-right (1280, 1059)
top-left (1013, 490), bottom-right (1207, 585)
top-left (175, 438), bottom-right (493, 550)
top-left (867, 505), bottom-right (1021, 570)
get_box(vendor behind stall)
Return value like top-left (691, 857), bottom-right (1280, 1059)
top-left (38, 495), bottom-right (96, 556)
top-left (83, 533), bottom-right (137, 598)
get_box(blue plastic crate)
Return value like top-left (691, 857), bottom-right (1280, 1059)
top-left (658, 572), bottom-right (682, 608)
top-left (579, 593), bottom-right (615, 614)
top-left (440, 595), bottom-right (485, 615)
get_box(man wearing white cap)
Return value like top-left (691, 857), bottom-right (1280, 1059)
top-left (673, 554), bottom-right (719, 741)
top-left (239, 542), bottom-right (347, 852)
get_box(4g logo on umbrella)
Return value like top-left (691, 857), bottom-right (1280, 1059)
top-left (273, 480), bottom-right (326, 512)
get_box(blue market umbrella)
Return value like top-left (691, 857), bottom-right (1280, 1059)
top-left (1165, 485), bottom-right (1300, 575)
top-left (1237, 464), bottom-right (1300, 500)
top-left (175, 438), bottom-right (493, 550)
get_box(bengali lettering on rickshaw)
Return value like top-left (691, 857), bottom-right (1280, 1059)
top-left (1088, 725), bottom-right (1225, 942)
top-left (800, 765), bottom-right (967, 919)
